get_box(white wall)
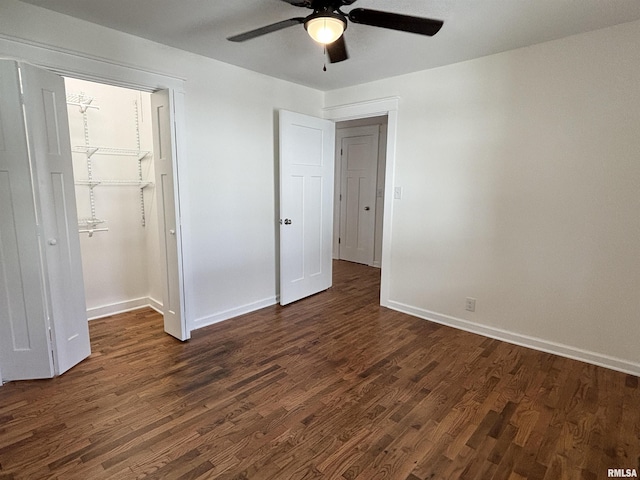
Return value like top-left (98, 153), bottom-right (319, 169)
top-left (65, 78), bottom-right (161, 318)
top-left (326, 20), bottom-right (640, 374)
top-left (0, 0), bottom-right (323, 330)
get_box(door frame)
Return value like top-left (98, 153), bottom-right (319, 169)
top-left (323, 97), bottom-right (399, 307)
top-left (0, 36), bottom-right (190, 339)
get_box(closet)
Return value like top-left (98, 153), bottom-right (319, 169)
top-left (64, 78), bottom-right (163, 320)
top-left (1, 61), bottom-right (186, 383)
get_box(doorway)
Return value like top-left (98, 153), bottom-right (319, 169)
top-left (333, 115), bottom-right (388, 268)
top-left (324, 97), bottom-right (400, 305)
top-left (277, 110), bottom-right (388, 306)
top-left (64, 77), bottom-right (164, 321)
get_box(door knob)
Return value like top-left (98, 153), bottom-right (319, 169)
top-left (284, 219), bottom-right (292, 225)
top-left (48, 238), bottom-right (57, 246)
top-left (169, 229), bottom-right (176, 235)
top-left (364, 206), bottom-right (370, 211)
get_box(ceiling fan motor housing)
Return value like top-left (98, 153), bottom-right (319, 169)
top-left (304, 10), bottom-right (348, 39)
top-left (307, 0), bottom-right (356, 10)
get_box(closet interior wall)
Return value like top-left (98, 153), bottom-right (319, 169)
top-left (64, 77), bottom-right (162, 319)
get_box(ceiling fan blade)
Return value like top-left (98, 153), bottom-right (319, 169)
top-left (228, 17), bottom-right (305, 42)
top-left (280, 0), bottom-right (357, 7)
top-left (326, 35), bottom-right (348, 63)
top-left (279, 0), bottom-right (311, 6)
top-left (348, 8), bottom-right (443, 36)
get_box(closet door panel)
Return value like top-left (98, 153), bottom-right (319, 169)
top-left (151, 89), bottom-right (187, 341)
top-left (21, 63), bottom-right (91, 375)
top-left (0, 60), bottom-right (54, 380)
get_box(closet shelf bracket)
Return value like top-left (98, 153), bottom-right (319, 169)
top-left (66, 93), bottom-right (99, 113)
top-left (79, 227), bottom-right (109, 238)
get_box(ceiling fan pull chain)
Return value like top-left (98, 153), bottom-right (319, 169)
top-left (323, 46), bottom-right (327, 71)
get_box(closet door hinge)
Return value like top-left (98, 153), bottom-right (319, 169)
top-left (48, 327), bottom-right (56, 370)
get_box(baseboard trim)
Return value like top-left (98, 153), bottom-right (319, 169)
top-left (147, 296), bottom-right (163, 315)
top-left (191, 296), bottom-right (278, 330)
top-left (385, 299), bottom-right (640, 377)
top-left (87, 297), bottom-right (163, 320)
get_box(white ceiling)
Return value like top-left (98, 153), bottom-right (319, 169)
top-left (18, 0), bottom-right (640, 91)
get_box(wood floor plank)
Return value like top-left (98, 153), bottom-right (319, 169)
top-left (0, 260), bottom-right (638, 479)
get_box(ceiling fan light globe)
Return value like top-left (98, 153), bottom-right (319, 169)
top-left (305, 16), bottom-right (345, 44)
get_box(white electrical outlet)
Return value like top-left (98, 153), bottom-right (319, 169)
top-left (465, 297), bottom-right (476, 312)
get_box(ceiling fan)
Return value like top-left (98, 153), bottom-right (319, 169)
top-left (227, 0), bottom-right (444, 64)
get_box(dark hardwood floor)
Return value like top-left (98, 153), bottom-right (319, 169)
top-left (0, 260), bottom-right (638, 479)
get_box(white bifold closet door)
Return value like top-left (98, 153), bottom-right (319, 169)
top-left (150, 89), bottom-right (188, 341)
top-left (0, 60), bottom-right (90, 382)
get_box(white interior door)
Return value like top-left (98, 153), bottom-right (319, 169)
top-left (0, 60), bottom-right (54, 380)
top-left (21, 63), bottom-right (92, 375)
top-left (279, 110), bottom-right (334, 306)
top-left (338, 126), bottom-right (379, 265)
top-left (151, 89), bottom-right (188, 340)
